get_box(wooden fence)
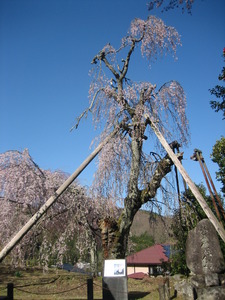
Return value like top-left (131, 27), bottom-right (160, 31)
top-left (1, 276), bottom-right (174, 299)
top-left (0, 279), bottom-right (94, 300)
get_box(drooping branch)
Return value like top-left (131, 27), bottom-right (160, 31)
top-left (70, 88), bottom-right (104, 131)
top-left (147, 0), bottom-right (195, 14)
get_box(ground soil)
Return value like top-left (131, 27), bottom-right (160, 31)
top-left (0, 264), bottom-right (183, 299)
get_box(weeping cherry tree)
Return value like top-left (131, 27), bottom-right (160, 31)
top-left (74, 16), bottom-right (189, 258)
top-left (0, 149), bottom-right (112, 270)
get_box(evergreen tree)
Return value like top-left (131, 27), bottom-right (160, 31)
top-left (211, 136), bottom-right (225, 197)
top-left (209, 49), bottom-right (225, 119)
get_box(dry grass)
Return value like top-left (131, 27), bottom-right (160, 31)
top-left (0, 264), bottom-right (183, 299)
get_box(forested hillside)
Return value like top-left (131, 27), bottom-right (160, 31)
top-left (130, 210), bottom-right (173, 245)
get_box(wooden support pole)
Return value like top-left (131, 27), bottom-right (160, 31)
top-left (145, 115), bottom-right (225, 243)
top-left (0, 127), bottom-right (121, 263)
top-left (195, 150), bottom-right (222, 222)
top-left (202, 158), bottom-right (225, 221)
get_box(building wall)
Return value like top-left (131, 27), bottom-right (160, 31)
top-left (127, 264), bottom-right (164, 275)
top-left (127, 265), bottom-right (149, 275)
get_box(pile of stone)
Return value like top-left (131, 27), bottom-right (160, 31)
top-left (175, 219), bottom-right (225, 300)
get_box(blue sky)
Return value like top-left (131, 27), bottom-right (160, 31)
top-left (0, 0), bottom-right (224, 195)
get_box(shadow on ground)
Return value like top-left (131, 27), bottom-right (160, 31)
top-left (128, 291), bottom-right (150, 299)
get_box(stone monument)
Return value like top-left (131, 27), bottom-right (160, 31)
top-left (175, 219), bottom-right (225, 299)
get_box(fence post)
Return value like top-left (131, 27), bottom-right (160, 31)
top-left (158, 278), bottom-right (170, 300)
top-left (87, 278), bottom-right (93, 300)
top-left (7, 283), bottom-right (13, 300)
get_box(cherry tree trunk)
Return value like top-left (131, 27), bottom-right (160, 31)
top-left (100, 141), bottom-right (182, 259)
top-left (99, 199), bottom-right (141, 259)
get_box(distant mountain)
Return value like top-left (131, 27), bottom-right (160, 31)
top-left (130, 210), bottom-right (174, 244)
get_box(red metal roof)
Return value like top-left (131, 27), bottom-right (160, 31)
top-left (126, 244), bottom-right (169, 265)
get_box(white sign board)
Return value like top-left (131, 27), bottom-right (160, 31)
top-left (104, 259), bottom-right (126, 277)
